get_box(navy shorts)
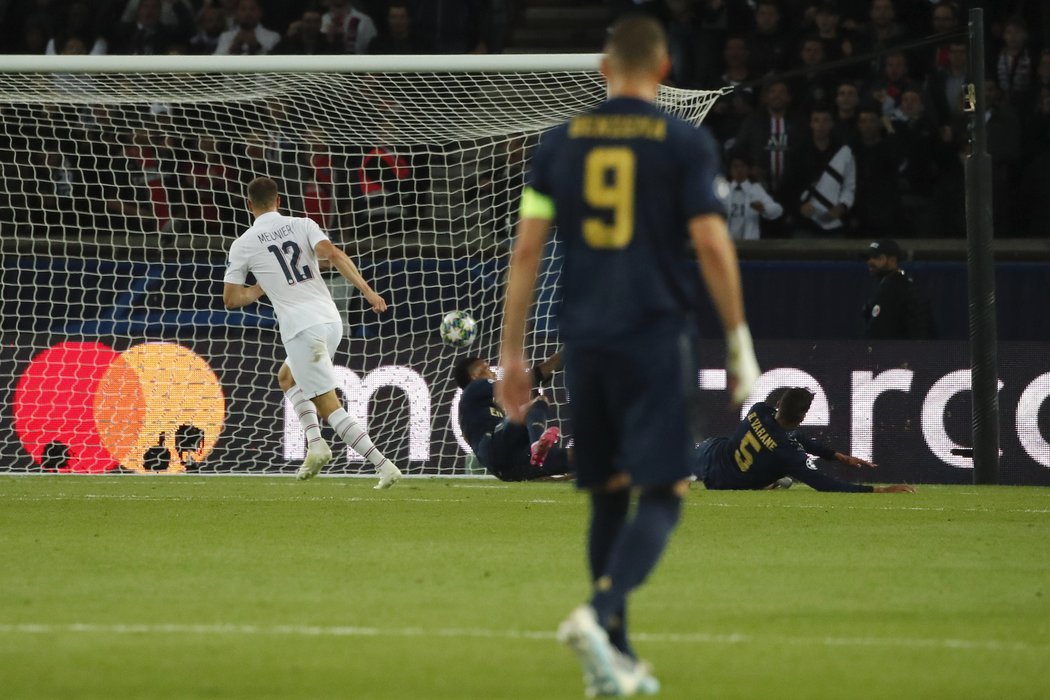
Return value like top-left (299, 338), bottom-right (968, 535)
top-left (564, 328), bottom-right (701, 489)
top-left (474, 400), bottom-right (570, 482)
top-left (693, 437), bottom-right (729, 485)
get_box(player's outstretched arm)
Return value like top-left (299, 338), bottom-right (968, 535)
top-left (498, 216), bottom-right (551, 423)
top-left (835, 452), bottom-right (877, 469)
top-left (315, 239), bottom-right (388, 313)
top-left (533, 349), bottom-right (563, 385)
top-left (873, 484), bottom-right (916, 493)
top-left (689, 213), bottom-right (759, 407)
top-left (222, 282), bottom-right (264, 310)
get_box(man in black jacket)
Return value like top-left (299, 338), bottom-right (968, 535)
top-left (861, 239), bottom-right (937, 339)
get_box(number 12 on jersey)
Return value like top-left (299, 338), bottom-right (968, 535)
top-left (583, 146), bottom-right (635, 249)
top-left (267, 241), bottom-right (313, 285)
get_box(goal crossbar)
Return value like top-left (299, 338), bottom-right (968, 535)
top-left (0, 53), bottom-right (603, 75)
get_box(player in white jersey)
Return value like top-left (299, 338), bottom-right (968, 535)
top-left (222, 177), bottom-right (402, 488)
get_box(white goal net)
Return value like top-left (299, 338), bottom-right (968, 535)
top-left (0, 54), bottom-right (723, 476)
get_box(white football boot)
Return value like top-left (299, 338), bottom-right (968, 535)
top-left (296, 442), bottom-right (332, 481)
top-left (558, 605), bottom-right (655, 697)
top-left (374, 461), bottom-right (403, 490)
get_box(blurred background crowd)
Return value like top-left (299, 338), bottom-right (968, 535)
top-left (0, 0), bottom-right (1047, 240)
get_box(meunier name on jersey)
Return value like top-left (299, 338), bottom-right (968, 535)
top-left (257, 224), bottom-right (294, 244)
top-left (568, 115), bottom-right (667, 141)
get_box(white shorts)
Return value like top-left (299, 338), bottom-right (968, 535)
top-left (283, 322), bottom-right (343, 399)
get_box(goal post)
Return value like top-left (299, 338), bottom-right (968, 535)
top-left (0, 53), bottom-right (726, 476)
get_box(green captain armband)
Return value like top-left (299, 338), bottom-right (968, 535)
top-left (519, 186), bottom-right (555, 220)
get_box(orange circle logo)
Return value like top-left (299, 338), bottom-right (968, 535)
top-left (15, 342), bottom-right (225, 473)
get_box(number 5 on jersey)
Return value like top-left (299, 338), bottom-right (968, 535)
top-left (583, 146), bottom-right (635, 249)
top-left (734, 432), bottom-right (761, 472)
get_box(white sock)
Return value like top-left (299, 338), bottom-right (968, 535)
top-left (286, 386), bottom-right (323, 448)
top-left (326, 407), bottom-right (391, 470)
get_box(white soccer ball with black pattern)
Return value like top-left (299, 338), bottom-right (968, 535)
top-left (439, 311), bottom-right (478, 347)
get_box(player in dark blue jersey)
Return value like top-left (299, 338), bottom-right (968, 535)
top-left (498, 15), bottom-right (761, 697)
top-left (695, 387), bottom-right (915, 493)
top-left (761, 386), bottom-right (878, 489)
top-left (454, 354), bottom-right (570, 482)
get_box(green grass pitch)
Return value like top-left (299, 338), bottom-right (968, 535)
top-left (0, 476), bottom-right (1047, 699)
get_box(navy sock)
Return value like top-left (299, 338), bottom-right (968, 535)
top-left (590, 488), bottom-right (683, 639)
top-left (605, 605), bottom-right (633, 659)
top-left (525, 399), bottom-right (550, 443)
top-left (588, 489), bottom-right (631, 654)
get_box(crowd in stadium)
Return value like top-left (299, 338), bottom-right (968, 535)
top-left (0, 0), bottom-right (1047, 239)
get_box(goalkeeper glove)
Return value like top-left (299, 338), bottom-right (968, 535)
top-left (726, 323), bottom-right (760, 407)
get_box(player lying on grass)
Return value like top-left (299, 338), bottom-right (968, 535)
top-left (760, 386), bottom-right (877, 489)
top-left (694, 387), bottom-right (915, 492)
top-left (454, 352), bottom-right (570, 482)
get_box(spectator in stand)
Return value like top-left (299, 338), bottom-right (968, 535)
top-left (789, 35), bottom-right (838, 115)
top-left (276, 9), bottom-right (333, 55)
top-left (851, 102), bottom-right (903, 237)
top-left (475, 133), bottom-right (529, 245)
top-left (704, 35), bottom-right (758, 146)
top-left (832, 80), bottom-right (861, 145)
top-left (45, 1), bottom-right (107, 56)
top-left (214, 0), bottom-right (239, 29)
top-left (725, 152), bottom-right (783, 241)
top-left (322, 0), bottom-right (376, 55)
top-left (790, 103), bottom-right (855, 237)
top-left (748, 0), bottom-right (792, 76)
top-left (1019, 85), bottom-right (1050, 236)
top-left (985, 79), bottom-right (1022, 235)
top-left (855, 0), bottom-right (907, 76)
top-left (57, 36), bottom-right (86, 55)
top-left (735, 79), bottom-right (802, 226)
top-left (926, 38), bottom-right (968, 140)
top-left (16, 14), bottom-right (50, 54)
top-left (300, 130), bottom-right (336, 229)
top-left (664, 0), bottom-right (705, 87)
top-left (213, 0), bottom-right (280, 56)
top-left (180, 135), bottom-right (235, 236)
top-left (350, 143), bottom-right (414, 235)
top-left (890, 86), bottom-right (939, 236)
top-left (995, 16), bottom-right (1036, 114)
top-left (927, 1), bottom-right (962, 73)
top-left (369, 2), bottom-right (432, 55)
top-left (870, 50), bottom-right (911, 116)
top-left (189, 4), bottom-right (227, 55)
top-left (102, 129), bottom-right (176, 235)
top-left (414, 0), bottom-right (501, 54)
top-left (1037, 49), bottom-right (1050, 92)
top-left (812, 1), bottom-right (855, 64)
top-left (119, 0), bottom-right (195, 33)
top-left (111, 0), bottom-right (188, 55)
top-left (30, 140), bottom-right (80, 233)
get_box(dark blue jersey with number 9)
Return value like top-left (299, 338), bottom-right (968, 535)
top-left (526, 97), bottom-right (727, 343)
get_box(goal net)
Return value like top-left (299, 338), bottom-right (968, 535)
top-left (0, 54), bottom-right (724, 476)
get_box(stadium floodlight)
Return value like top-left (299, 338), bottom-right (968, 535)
top-left (0, 53), bottom-right (725, 475)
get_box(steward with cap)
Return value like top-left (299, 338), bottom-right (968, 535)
top-left (861, 239), bottom-right (937, 339)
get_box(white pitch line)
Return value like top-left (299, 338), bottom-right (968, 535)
top-left (0, 622), bottom-right (1043, 654)
top-left (2, 492), bottom-right (1046, 515)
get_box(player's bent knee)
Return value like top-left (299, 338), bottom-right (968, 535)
top-left (641, 482), bottom-right (689, 500)
top-left (600, 472), bottom-right (631, 493)
top-left (277, 363), bottom-right (294, 390)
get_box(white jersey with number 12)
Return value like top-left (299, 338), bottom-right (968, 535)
top-left (224, 211), bottom-right (342, 343)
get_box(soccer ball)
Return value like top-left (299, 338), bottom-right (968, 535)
top-left (439, 311), bottom-right (478, 347)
